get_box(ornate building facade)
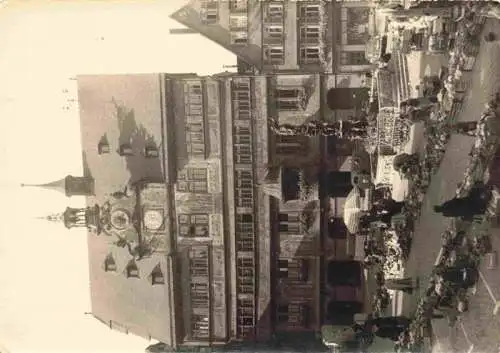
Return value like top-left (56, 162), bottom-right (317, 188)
top-left (169, 0), bottom-right (373, 113)
top-left (28, 73), bottom-right (367, 350)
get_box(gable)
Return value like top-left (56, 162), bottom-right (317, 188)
top-left (169, 0), bottom-right (263, 68)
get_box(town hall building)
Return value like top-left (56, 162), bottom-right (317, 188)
top-left (24, 72), bottom-right (368, 350)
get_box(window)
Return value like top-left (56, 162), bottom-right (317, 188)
top-left (276, 135), bottom-right (308, 156)
top-left (234, 145), bottom-right (252, 164)
top-left (264, 3), bottom-right (283, 22)
top-left (190, 283), bottom-right (209, 305)
top-left (233, 79), bottom-right (250, 90)
top-left (278, 259), bottom-right (289, 278)
top-left (125, 261), bottom-right (139, 278)
top-left (186, 122), bottom-right (205, 156)
top-left (186, 83), bottom-right (203, 116)
top-left (276, 303), bottom-right (308, 325)
top-left (190, 84), bottom-right (202, 95)
top-left (279, 212), bottom-right (302, 234)
top-left (238, 257), bottom-right (254, 273)
top-left (236, 214), bottom-right (253, 233)
top-left (177, 168), bottom-right (208, 193)
top-left (230, 14), bottom-right (248, 29)
top-left (189, 247), bottom-right (209, 277)
top-left (237, 298), bottom-right (254, 336)
top-left (98, 136), bottom-right (110, 154)
top-left (239, 283), bottom-right (254, 294)
top-left (201, 0), bottom-right (218, 24)
top-left (234, 126), bottom-right (251, 145)
top-left (189, 104), bottom-right (203, 116)
top-left (233, 125), bottom-right (252, 164)
top-left (237, 257), bottom-right (255, 294)
top-left (145, 144), bottom-right (159, 158)
top-left (151, 265), bottom-right (165, 285)
top-left (278, 259), bottom-right (308, 281)
top-left (237, 298), bottom-right (254, 316)
top-left (300, 26), bottom-right (320, 44)
top-left (299, 4), bottom-right (320, 20)
top-left (275, 88), bottom-right (305, 111)
top-left (235, 170), bottom-right (253, 208)
top-left (191, 314), bottom-right (209, 339)
top-left (264, 46), bottom-right (284, 65)
top-left (104, 255), bottom-right (116, 272)
top-left (98, 143), bottom-right (110, 154)
top-left (237, 231), bottom-right (254, 252)
top-left (118, 143), bottom-right (133, 156)
top-left (266, 25), bottom-right (283, 38)
top-left (230, 0), bottom-right (248, 12)
top-left (189, 94), bottom-right (202, 105)
top-left (178, 214), bottom-right (209, 237)
top-left (234, 90), bottom-right (250, 103)
top-left (233, 85), bottom-right (251, 119)
top-left (300, 46), bottom-right (321, 64)
top-left (230, 31), bottom-right (248, 45)
top-left (340, 51), bottom-right (369, 66)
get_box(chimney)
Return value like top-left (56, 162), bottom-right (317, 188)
top-left (169, 28), bottom-right (198, 35)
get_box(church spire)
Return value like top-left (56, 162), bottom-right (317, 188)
top-left (21, 175), bottom-right (95, 197)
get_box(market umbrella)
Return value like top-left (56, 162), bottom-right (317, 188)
top-left (343, 186), bottom-right (363, 234)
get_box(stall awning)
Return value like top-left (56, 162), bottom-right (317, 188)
top-left (377, 69), bottom-right (397, 110)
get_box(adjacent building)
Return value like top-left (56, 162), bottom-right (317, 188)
top-left (169, 0), bottom-right (374, 115)
top-left (169, 0), bottom-right (375, 74)
top-left (27, 72), bottom-right (370, 349)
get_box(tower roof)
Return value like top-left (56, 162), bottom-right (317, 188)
top-left (21, 176), bottom-right (68, 195)
top-left (21, 175), bottom-right (95, 197)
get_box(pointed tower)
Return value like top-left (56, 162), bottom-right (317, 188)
top-left (21, 175), bottom-right (95, 197)
top-left (37, 205), bottom-right (100, 231)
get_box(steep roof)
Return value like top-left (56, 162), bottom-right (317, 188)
top-left (77, 74), bottom-right (176, 346)
top-left (169, 0), bottom-right (262, 69)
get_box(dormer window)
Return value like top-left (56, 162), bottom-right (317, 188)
top-left (119, 143), bottom-right (133, 156)
top-left (98, 135), bottom-right (110, 154)
top-left (230, 31), bottom-right (248, 45)
top-left (151, 265), bottom-right (165, 285)
top-left (145, 144), bottom-right (159, 158)
top-left (104, 255), bottom-right (117, 272)
top-left (125, 261), bottom-right (139, 278)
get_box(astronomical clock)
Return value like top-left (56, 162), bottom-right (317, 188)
top-left (92, 181), bottom-right (169, 259)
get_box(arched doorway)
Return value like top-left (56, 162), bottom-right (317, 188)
top-left (327, 88), bottom-right (369, 110)
top-left (327, 218), bottom-right (348, 239)
top-left (326, 171), bottom-right (352, 198)
top-left (326, 300), bottom-right (364, 326)
top-left (327, 260), bottom-right (362, 287)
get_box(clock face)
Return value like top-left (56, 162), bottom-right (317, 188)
top-left (110, 209), bottom-right (130, 230)
top-left (144, 210), bottom-right (164, 230)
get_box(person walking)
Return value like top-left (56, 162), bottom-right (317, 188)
top-left (373, 197), bottom-right (406, 217)
top-left (433, 183), bottom-right (491, 220)
top-left (365, 316), bottom-right (412, 341)
top-left (444, 121), bottom-right (478, 136)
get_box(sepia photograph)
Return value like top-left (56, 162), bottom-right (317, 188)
top-left (1, 0), bottom-right (500, 353)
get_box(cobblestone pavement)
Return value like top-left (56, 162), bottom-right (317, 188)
top-left (401, 18), bottom-right (500, 353)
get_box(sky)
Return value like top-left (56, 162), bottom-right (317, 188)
top-left (0, 1), bottom-right (236, 353)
